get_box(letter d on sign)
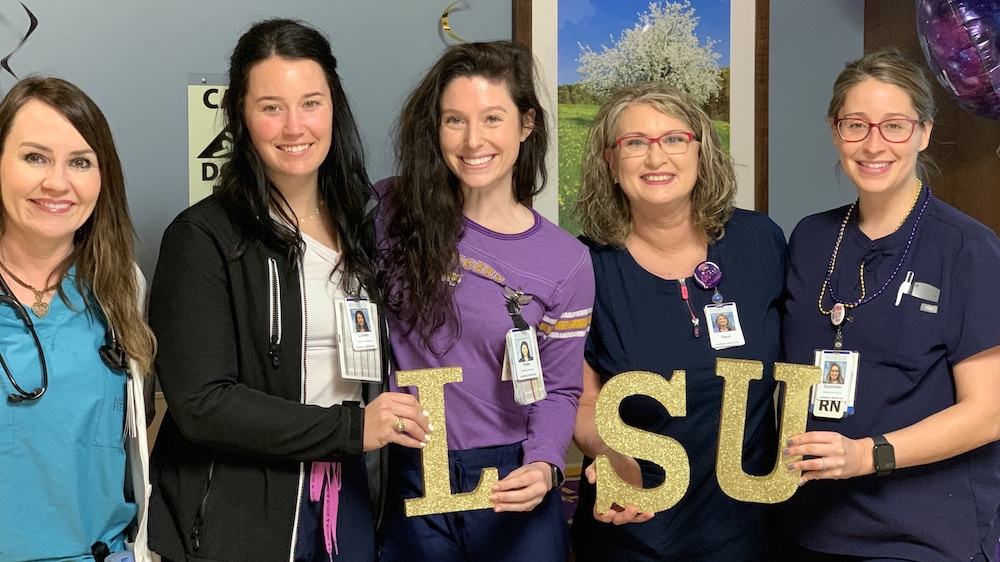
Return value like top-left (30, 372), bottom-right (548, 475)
top-left (594, 371), bottom-right (690, 514)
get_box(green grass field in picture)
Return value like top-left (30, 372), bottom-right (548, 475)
top-left (557, 103), bottom-right (730, 235)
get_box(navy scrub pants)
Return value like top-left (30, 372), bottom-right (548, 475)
top-left (379, 442), bottom-right (569, 562)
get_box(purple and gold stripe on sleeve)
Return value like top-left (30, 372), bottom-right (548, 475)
top-left (537, 307), bottom-right (592, 340)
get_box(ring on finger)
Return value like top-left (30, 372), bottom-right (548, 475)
top-left (821, 457), bottom-right (827, 471)
top-left (393, 416), bottom-right (406, 433)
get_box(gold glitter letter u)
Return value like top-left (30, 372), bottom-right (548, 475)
top-left (714, 358), bottom-right (820, 503)
top-left (593, 371), bottom-right (690, 514)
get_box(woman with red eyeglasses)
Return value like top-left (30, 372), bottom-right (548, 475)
top-left (778, 48), bottom-right (1000, 561)
top-left (570, 82), bottom-right (786, 561)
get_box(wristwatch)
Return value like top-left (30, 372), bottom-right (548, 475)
top-left (872, 434), bottom-right (895, 477)
top-left (549, 463), bottom-right (561, 490)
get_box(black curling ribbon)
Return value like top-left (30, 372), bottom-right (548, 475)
top-left (1, 3), bottom-right (38, 80)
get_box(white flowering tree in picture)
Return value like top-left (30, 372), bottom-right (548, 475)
top-left (577, 1), bottom-right (722, 104)
top-left (558, 1), bottom-right (728, 235)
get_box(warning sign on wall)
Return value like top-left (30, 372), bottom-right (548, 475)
top-left (188, 74), bottom-right (230, 205)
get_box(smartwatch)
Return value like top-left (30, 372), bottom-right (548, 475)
top-left (872, 434), bottom-right (895, 477)
top-left (549, 463), bottom-right (562, 490)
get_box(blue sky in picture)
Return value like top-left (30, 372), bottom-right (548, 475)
top-left (558, 0), bottom-right (731, 85)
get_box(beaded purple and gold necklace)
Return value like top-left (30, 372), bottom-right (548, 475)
top-left (817, 181), bottom-right (928, 348)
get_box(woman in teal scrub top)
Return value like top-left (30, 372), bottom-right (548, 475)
top-left (0, 76), bottom-right (156, 561)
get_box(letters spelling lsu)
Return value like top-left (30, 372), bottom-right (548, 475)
top-left (395, 358), bottom-right (820, 516)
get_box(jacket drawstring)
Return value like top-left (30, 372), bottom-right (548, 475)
top-left (309, 461), bottom-right (342, 560)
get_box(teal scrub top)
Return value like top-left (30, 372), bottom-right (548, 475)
top-left (0, 269), bottom-right (136, 561)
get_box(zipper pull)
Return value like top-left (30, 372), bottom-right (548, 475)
top-left (268, 335), bottom-right (280, 368)
top-left (679, 279), bottom-right (700, 338)
top-left (191, 516), bottom-right (203, 551)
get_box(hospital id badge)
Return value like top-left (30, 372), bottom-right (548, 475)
top-left (703, 302), bottom-right (746, 350)
top-left (809, 349), bottom-right (859, 419)
top-left (503, 327), bottom-right (546, 405)
top-left (336, 299), bottom-right (382, 382)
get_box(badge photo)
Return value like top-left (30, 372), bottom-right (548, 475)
top-left (810, 350), bottom-right (859, 419)
top-left (704, 302), bottom-right (746, 350)
top-left (346, 299), bottom-right (377, 351)
top-left (337, 299), bottom-right (382, 382)
top-left (504, 328), bottom-right (546, 405)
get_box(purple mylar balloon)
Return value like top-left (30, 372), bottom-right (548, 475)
top-left (917, 0), bottom-right (1000, 120)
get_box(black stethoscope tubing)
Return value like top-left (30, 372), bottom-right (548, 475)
top-left (0, 272), bottom-right (49, 403)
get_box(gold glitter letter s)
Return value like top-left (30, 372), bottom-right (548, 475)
top-left (714, 359), bottom-right (820, 503)
top-left (593, 371), bottom-right (690, 514)
top-left (395, 367), bottom-right (499, 516)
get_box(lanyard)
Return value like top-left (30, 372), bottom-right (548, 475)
top-left (457, 253), bottom-right (532, 331)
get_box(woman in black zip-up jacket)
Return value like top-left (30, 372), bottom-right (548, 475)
top-left (147, 20), bottom-right (431, 562)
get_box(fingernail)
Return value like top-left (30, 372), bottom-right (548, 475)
top-left (427, 423), bottom-right (436, 432)
top-left (424, 434), bottom-right (431, 442)
top-left (786, 439), bottom-right (794, 447)
top-left (489, 494), bottom-right (497, 501)
top-left (798, 478), bottom-right (806, 487)
top-left (418, 441), bottom-right (426, 448)
top-left (782, 448), bottom-right (790, 456)
top-left (492, 485), bottom-right (500, 491)
top-left (786, 464), bottom-right (795, 471)
top-left (422, 410), bottom-right (430, 418)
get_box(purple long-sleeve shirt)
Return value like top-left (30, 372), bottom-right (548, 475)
top-left (378, 183), bottom-right (594, 471)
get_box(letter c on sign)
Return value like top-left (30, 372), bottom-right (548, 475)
top-left (203, 88), bottom-right (221, 109)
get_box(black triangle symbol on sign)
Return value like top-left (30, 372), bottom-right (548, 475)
top-left (198, 129), bottom-right (233, 159)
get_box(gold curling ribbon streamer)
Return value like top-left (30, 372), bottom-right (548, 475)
top-left (593, 371), bottom-right (690, 514)
top-left (715, 359), bottom-right (820, 503)
top-left (441, 0), bottom-right (467, 43)
top-left (395, 366), bottom-right (498, 516)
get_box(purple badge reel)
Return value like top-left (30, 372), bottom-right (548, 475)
top-left (694, 261), bottom-right (724, 304)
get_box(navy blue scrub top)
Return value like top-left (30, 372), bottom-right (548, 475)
top-left (779, 186), bottom-right (1000, 561)
top-left (571, 209), bottom-right (786, 562)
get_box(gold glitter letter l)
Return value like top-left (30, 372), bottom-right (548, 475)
top-left (395, 367), bottom-right (499, 516)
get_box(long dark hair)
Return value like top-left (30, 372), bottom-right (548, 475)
top-left (0, 76), bottom-right (156, 373)
top-left (217, 19), bottom-right (376, 296)
top-left (380, 41), bottom-right (547, 348)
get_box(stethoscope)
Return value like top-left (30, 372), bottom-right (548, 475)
top-left (0, 272), bottom-right (128, 405)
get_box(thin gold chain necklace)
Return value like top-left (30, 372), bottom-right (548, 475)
top-left (297, 200), bottom-right (325, 224)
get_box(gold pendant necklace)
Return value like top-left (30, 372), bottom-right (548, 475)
top-left (0, 260), bottom-right (60, 318)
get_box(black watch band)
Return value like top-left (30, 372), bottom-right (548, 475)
top-left (872, 434), bottom-right (895, 477)
top-left (549, 464), bottom-right (561, 490)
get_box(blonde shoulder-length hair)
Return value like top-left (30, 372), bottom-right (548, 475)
top-left (574, 82), bottom-right (736, 246)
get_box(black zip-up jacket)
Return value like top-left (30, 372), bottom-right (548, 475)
top-left (147, 196), bottom-right (387, 561)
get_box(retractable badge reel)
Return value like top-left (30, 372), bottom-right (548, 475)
top-left (694, 261), bottom-right (746, 350)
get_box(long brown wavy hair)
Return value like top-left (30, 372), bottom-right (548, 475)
top-left (379, 41), bottom-right (547, 351)
top-left (0, 76), bottom-right (156, 374)
top-left (575, 82), bottom-right (735, 246)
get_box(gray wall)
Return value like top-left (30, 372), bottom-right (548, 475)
top-left (0, 1), bottom-right (511, 275)
top-left (767, 0), bottom-right (864, 237)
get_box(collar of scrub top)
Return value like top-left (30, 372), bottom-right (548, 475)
top-left (0, 272), bottom-right (129, 405)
